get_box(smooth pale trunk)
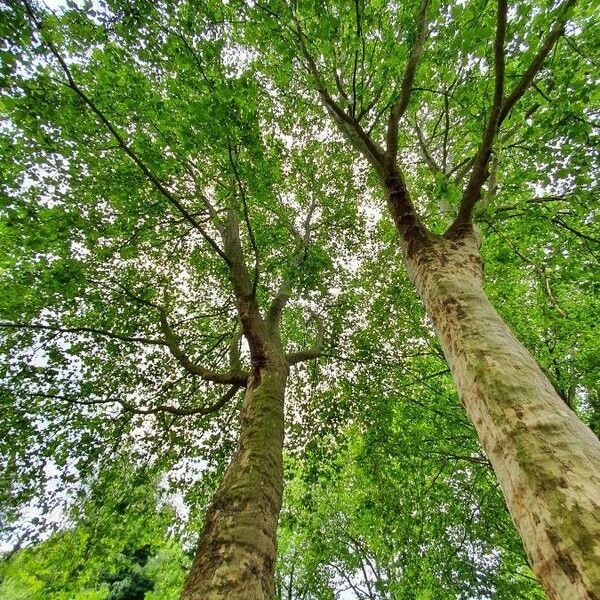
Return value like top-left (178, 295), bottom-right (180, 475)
top-left (181, 358), bottom-right (288, 600)
top-left (404, 230), bottom-right (600, 599)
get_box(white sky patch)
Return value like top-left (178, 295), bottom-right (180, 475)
top-left (42, 0), bottom-right (97, 10)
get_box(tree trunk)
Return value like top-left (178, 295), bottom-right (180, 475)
top-left (181, 356), bottom-right (289, 600)
top-left (403, 227), bottom-right (600, 599)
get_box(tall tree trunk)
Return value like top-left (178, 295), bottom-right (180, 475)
top-left (181, 356), bottom-right (289, 600)
top-left (403, 226), bottom-right (600, 599)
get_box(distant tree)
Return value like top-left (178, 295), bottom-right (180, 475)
top-left (0, 462), bottom-right (187, 600)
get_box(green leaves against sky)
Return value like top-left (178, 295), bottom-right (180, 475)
top-left (0, 0), bottom-right (598, 598)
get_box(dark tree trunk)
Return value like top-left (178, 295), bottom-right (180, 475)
top-left (181, 356), bottom-right (289, 599)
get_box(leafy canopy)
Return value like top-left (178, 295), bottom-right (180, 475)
top-left (0, 0), bottom-right (598, 598)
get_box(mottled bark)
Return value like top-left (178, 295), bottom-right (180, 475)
top-left (404, 228), bottom-right (600, 600)
top-left (181, 356), bottom-right (289, 600)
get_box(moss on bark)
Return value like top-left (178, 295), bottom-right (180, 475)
top-left (181, 358), bottom-right (289, 600)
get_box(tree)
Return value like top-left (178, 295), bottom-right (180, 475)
top-left (277, 440), bottom-right (545, 599)
top-left (241, 0), bottom-right (600, 597)
top-left (1, 0), bottom-right (598, 599)
top-left (275, 240), bottom-right (596, 599)
top-left (1, 1), bottom-right (360, 597)
top-left (0, 460), bottom-right (188, 600)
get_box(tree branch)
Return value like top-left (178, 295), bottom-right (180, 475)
top-left (2, 316), bottom-right (249, 386)
top-left (158, 310), bottom-right (248, 385)
top-left (267, 195), bottom-right (317, 329)
top-left (217, 200), bottom-right (273, 360)
top-left (34, 386), bottom-right (241, 417)
top-left (289, 12), bottom-right (386, 174)
top-left (442, 89), bottom-right (451, 172)
top-left (414, 119), bottom-right (443, 175)
top-left (118, 385), bottom-right (240, 416)
top-left (485, 220), bottom-right (567, 317)
top-left (228, 142), bottom-right (260, 295)
top-left (447, 0), bottom-right (507, 236)
top-left (351, 0), bottom-right (362, 118)
top-left (498, 0), bottom-right (577, 125)
top-left (551, 216), bottom-right (600, 244)
top-left (493, 194), bottom-right (570, 213)
top-left (228, 320), bottom-right (243, 375)
top-left (448, 0), bottom-right (577, 235)
top-left (22, 0), bottom-right (231, 266)
top-left (385, 0), bottom-right (431, 163)
top-left (0, 322), bottom-right (165, 346)
top-left (285, 312), bottom-right (324, 366)
top-left (332, 65), bottom-right (351, 106)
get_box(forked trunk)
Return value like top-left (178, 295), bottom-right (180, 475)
top-left (181, 357), bottom-right (289, 600)
top-left (404, 228), bottom-right (600, 599)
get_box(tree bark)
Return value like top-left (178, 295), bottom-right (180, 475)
top-left (181, 355), bottom-right (289, 600)
top-left (403, 227), bottom-right (600, 600)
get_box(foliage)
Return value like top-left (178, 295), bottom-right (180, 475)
top-left (0, 462), bottom-right (187, 599)
top-left (276, 248), bottom-right (552, 599)
top-left (0, 0), bottom-right (598, 597)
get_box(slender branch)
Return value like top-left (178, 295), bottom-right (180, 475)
top-left (30, 392), bottom-right (116, 406)
top-left (496, 82), bottom-right (552, 148)
top-left (332, 66), bottom-right (351, 105)
top-left (228, 320), bottom-right (243, 375)
top-left (447, 0), bottom-right (507, 235)
top-left (351, 0), bottom-right (361, 118)
top-left (267, 283), bottom-right (291, 332)
top-left (288, 12), bottom-right (386, 174)
top-left (178, 160), bottom-right (226, 235)
top-left (287, 349), bottom-right (324, 367)
top-left (414, 119), bottom-right (443, 174)
top-left (228, 142), bottom-right (260, 295)
top-left (498, 0), bottom-right (577, 125)
top-left (108, 280), bottom-right (163, 310)
top-left (378, 0), bottom-right (432, 244)
top-left (221, 201), bottom-right (254, 300)
top-left (551, 216), bottom-right (600, 244)
top-left (119, 385), bottom-right (240, 416)
top-left (428, 449), bottom-right (491, 466)
top-left (449, 154), bottom-right (476, 183)
top-left (267, 195), bottom-right (317, 328)
top-left (442, 91), bottom-right (450, 171)
top-left (159, 311), bottom-right (248, 385)
top-left (219, 200), bottom-right (271, 359)
top-left (34, 387), bottom-right (241, 417)
top-left (481, 151), bottom-right (499, 209)
top-left (493, 194), bottom-right (570, 213)
top-left (286, 312), bottom-right (324, 366)
top-left (2, 316), bottom-right (249, 385)
top-left (357, 82), bottom-right (385, 122)
top-left (486, 220), bottom-right (567, 317)
top-left (385, 0), bottom-right (431, 163)
top-left (153, 18), bottom-right (212, 87)
top-left (428, 105), bottom-right (447, 144)
top-left (449, 0), bottom-right (577, 235)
